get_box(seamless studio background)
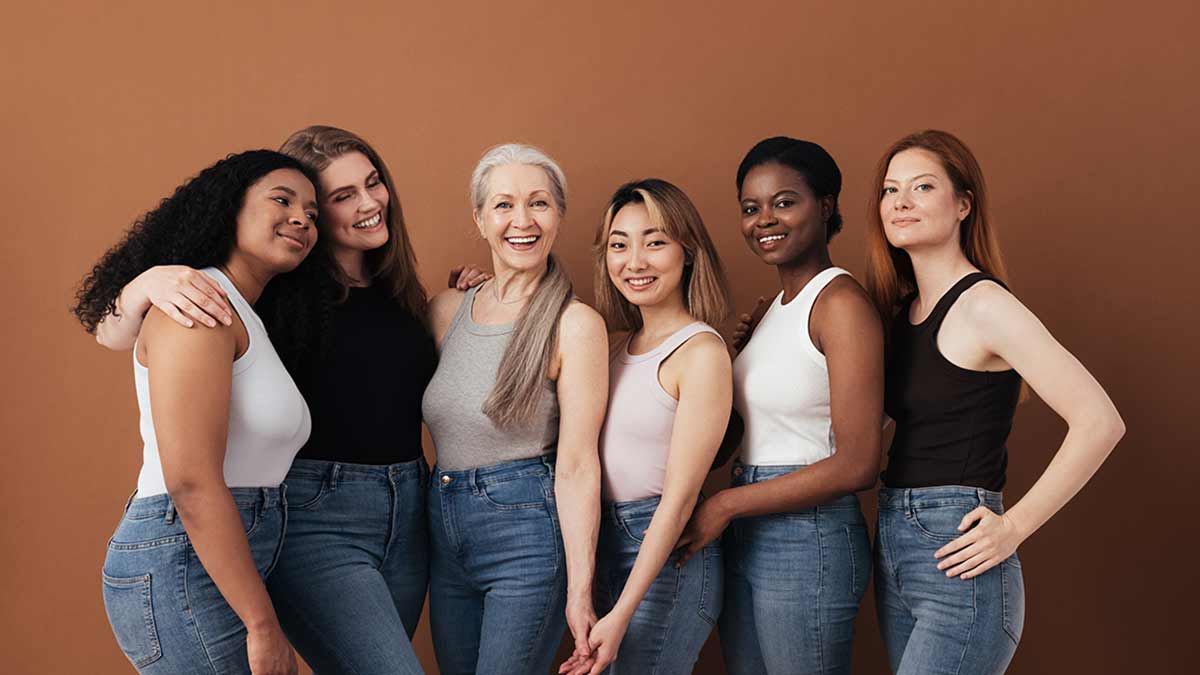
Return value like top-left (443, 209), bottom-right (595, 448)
top-left (2, 1), bottom-right (1195, 672)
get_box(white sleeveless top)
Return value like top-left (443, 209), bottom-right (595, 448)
top-left (134, 268), bottom-right (311, 496)
top-left (733, 267), bottom-right (849, 466)
top-left (599, 322), bottom-right (721, 503)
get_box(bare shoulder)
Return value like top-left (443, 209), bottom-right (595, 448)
top-left (813, 274), bottom-right (883, 334)
top-left (956, 279), bottom-right (1031, 329)
top-left (429, 288), bottom-right (467, 340)
top-left (141, 306), bottom-right (237, 356)
top-left (673, 330), bottom-right (730, 368)
top-left (559, 299), bottom-right (607, 342)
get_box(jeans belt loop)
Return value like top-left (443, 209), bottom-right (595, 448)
top-left (164, 498), bottom-right (176, 524)
top-left (329, 463), bottom-right (341, 490)
top-left (469, 468), bottom-right (480, 495)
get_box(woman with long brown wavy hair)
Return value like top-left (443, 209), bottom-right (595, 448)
top-left (866, 129), bottom-right (1125, 674)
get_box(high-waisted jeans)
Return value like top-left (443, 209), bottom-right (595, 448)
top-left (594, 495), bottom-right (723, 674)
top-left (101, 487), bottom-right (286, 674)
top-left (427, 455), bottom-right (567, 675)
top-left (875, 485), bottom-right (1025, 675)
top-left (267, 458), bottom-right (429, 675)
top-left (720, 462), bottom-right (871, 675)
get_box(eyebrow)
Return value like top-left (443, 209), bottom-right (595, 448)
top-left (741, 189), bottom-right (802, 203)
top-left (272, 185), bottom-right (318, 211)
top-left (327, 171), bottom-right (379, 196)
top-left (608, 227), bottom-right (664, 237)
top-left (884, 173), bottom-right (938, 183)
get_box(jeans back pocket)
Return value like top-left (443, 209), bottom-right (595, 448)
top-left (101, 573), bottom-right (162, 668)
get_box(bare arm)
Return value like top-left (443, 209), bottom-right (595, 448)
top-left (676, 280), bottom-right (884, 563)
top-left (583, 334), bottom-right (730, 674)
top-left (553, 302), bottom-right (608, 663)
top-left (934, 283), bottom-right (1125, 578)
top-left (143, 310), bottom-right (294, 673)
top-left (95, 266), bottom-right (232, 350)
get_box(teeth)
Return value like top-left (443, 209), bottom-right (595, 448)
top-left (507, 235), bottom-right (538, 244)
top-left (758, 234), bottom-right (786, 244)
top-left (627, 277), bottom-right (655, 287)
top-left (353, 214), bottom-right (381, 229)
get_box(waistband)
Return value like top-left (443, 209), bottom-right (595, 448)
top-left (878, 485), bottom-right (1004, 512)
top-left (602, 494), bottom-right (662, 522)
top-left (285, 457), bottom-right (428, 483)
top-left (124, 486), bottom-right (284, 520)
top-left (433, 454), bottom-right (556, 492)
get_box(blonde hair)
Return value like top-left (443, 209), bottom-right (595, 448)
top-left (471, 143), bottom-right (574, 429)
top-left (594, 178), bottom-right (731, 332)
top-left (280, 125), bottom-right (427, 319)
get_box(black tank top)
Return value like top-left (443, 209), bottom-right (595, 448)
top-left (883, 273), bottom-right (1021, 491)
top-left (297, 285), bottom-right (436, 465)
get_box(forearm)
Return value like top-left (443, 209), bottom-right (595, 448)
top-left (611, 496), bottom-right (696, 620)
top-left (95, 282), bottom-right (150, 350)
top-left (1005, 416), bottom-right (1125, 540)
top-left (171, 483), bottom-right (280, 631)
top-left (717, 453), bottom-right (876, 520)
top-left (555, 457), bottom-right (600, 599)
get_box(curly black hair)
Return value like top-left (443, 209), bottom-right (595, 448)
top-left (73, 149), bottom-right (335, 373)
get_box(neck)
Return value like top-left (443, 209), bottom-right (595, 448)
top-left (906, 240), bottom-right (978, 309)
top-left (219, 254), bottom-right (272, 305)
top-left (490, 258), bottom-right (547, 302)
top-left (636, 289), bottom-right (693, 340)
top-left (334, 246), bottom-right (368, 287)
top-left (775, 246), bottom-right (834, 302)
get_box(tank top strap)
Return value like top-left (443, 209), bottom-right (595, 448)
top-left (442, 284), bottom-right (481, 344)
top-left (794, 266), bottom-right (850, 309)
top-left (651, 321), bottom-right (722, 366)
top-left (921, 272), bottom-right (1008, 331)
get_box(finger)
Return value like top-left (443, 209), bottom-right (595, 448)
top-left (960, 556), bottom-right (1001, 579)
top-left (189, 281), bottom-right (233, 324)
top-left (936, 543), bottom-right (980, 571)
top-left (174, 296), bottom-right (220, 328)
top-left (934, 528), bottom-right (981, 559)
top-left (157, 302), bottom-right (194, 328)
top-left (945, 551), bottom-right (990, 578)
top-left (675, 542), bottom-right (700, 569)
top-left (448, 265), bottom-right (465, 289)
top-left (183, 288), bottom-right (229, 327)
top-left (959, 506), bottom-right (989, 531)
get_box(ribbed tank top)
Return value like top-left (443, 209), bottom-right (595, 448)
top-left (422, 285), bottom-right (560, 471)
top-left (733, 267), bottom-right (850, 466)
top-left (599, 322), bottom-right (722, 502)
top-left (884, 272), bottom-right (1021, 491)
top-left (134, 268), bottom-right (311, 496)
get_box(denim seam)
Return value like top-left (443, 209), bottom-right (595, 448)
top-left (286, 479), bottom-right (331, 511)
top-left (381, 473), bottom-right (400, 565)
top-left (844, 526), bottom-right (859, 598)
top-left (697, 545), bottom-right (718, 627)
top-left (814, 516), bottom-right (826, 673)
top-left (952, 576), bottom-right (978, 675)
top-left (107, 535), bottom-right (189, 551)
top-left (265, 487), bottom-right (287, 578)
top-left (520, 494), bottom-right (563, 674)
top-left (102, 572), bottom-right (163, 667)
top-left (1001, 562), bottom-right (1020, 644)
top-left (647, 551), bottom-right (685, 674)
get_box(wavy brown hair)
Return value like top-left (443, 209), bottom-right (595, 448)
top-left (280, 125), bottom-right (427, 320)
top-left (865, 129), bottom-right (1009, 320)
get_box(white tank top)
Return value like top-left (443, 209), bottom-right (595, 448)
top-left (733, 267), bottom-right (849, 466)
top-left (134, 268), bottom-right (311, 496)
top-left (599, 322), bottom-right (721, 502)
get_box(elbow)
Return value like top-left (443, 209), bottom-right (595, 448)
top-left (163, 476), bottom-right (222, 516)
top-left (1103, 411), bottom-right (1127, 449)
top-left (846, 465), bottom-right (878, 493)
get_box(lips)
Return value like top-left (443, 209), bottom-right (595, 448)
top-left (504, 234), bottom-right (540, 250)
top-left (755, 231), bottom-right (787, 251)
top-left (624, 276), bottom-right (657, 290)
top-left (276, 230), bottom-right (308, 250)
top-left (353, 213), bottom-right (383, 230)
top-left (890, 217), bottom-right (920, 226)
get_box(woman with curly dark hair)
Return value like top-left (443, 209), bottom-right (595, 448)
top-left (89, 127), bottom-right (487, 674)
top-left (74, 149), bottom-right (321, 674)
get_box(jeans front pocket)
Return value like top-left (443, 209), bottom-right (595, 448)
top-left (478, 474), bottom-right (549, 511)
top-left (102, 573), bottom-right (162, 668)
top-left (908, 502), bottom-right (975, 542)
top-left (1001, 556), bottom-right (1025, 644)
top-left (283, 477), bottom-right (330, 511)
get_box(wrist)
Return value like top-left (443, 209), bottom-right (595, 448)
top-left (122, 274), bottom-right (152, 317)
top-left (1003, 506), bottom-right (1036, 541)
top-left (711, 489), bottom-right (739, 522)
top-left (243, 611), bottom-right (281, 634)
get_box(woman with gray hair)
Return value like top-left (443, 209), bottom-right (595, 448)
top-left (422, 143), bottom-right (608, 674)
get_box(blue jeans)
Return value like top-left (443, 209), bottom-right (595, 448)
top-left (875, 486), bottom-right (1025, 675)
top-left (266, 458), bottom-right (429, 675)
top-left (101, 488), bottom-right (286, 674)
top-left (720, 463), bottom-right (871, 675)
top-left (595, 495), bottom-right (722, 674)
top-left (428, 455), bottom-right (567, 675)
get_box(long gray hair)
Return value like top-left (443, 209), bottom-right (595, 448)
top-left (471, 143), bottom-right (574, 429)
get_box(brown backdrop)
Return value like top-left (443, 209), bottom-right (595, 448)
top-left (3, 1), bottom-right (1196, 672)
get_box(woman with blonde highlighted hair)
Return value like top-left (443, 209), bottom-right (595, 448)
top-left (422, 143), bottom-right (608, 674)
top-left (866, 130), bottom-right (1124, 674)
top-left (559, 179), bottom-right (731, 675)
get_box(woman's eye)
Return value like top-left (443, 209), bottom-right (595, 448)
top-left (742, 206), bottom-right (757, 216)
top-left (916, 183), bottom-right (933, 191)
top-left (367, 178), bottom-right (381, 189)
top-left (648, 240), bottom-right (667, 248)
top-left (775, 200), bottom-right (793, 209)
top-left (608, 241), bottom-right (625, 250)
top-left (532, 199), bottom-right (549, 208)
top-left (334, 193), bottom-right (351, 202)
top-left (306, 212), bottom-right (318, 222)
top-left (495, 201), bottom-right (512, 209)
top-left (881, 186), bottom-right (896, 196)
top-left (273, 196), bottom-right (290, 206)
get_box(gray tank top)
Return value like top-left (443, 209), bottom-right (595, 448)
top-left (422, 285), bottom-right (560, 471)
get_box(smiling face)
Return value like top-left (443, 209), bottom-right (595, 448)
top-left (880, 148), bottom-right (971, 252)
top-left (233, 168), bottom-right (318, 274)
top-left (738, 162), bottom-right (831, 266)
top-left (474, 163), bottom-right (561, 272)
top-left (605, 202), bottom-right (687, 310)
top-left (316, 151), bottom-right (390, 256)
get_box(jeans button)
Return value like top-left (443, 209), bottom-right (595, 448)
top-left (733, 467), bottom-right (744, 477)
top-left (441, 475), bottom-right (452, 485)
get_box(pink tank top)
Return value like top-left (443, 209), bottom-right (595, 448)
top-left (599, 322), bottom-right (722, 502)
